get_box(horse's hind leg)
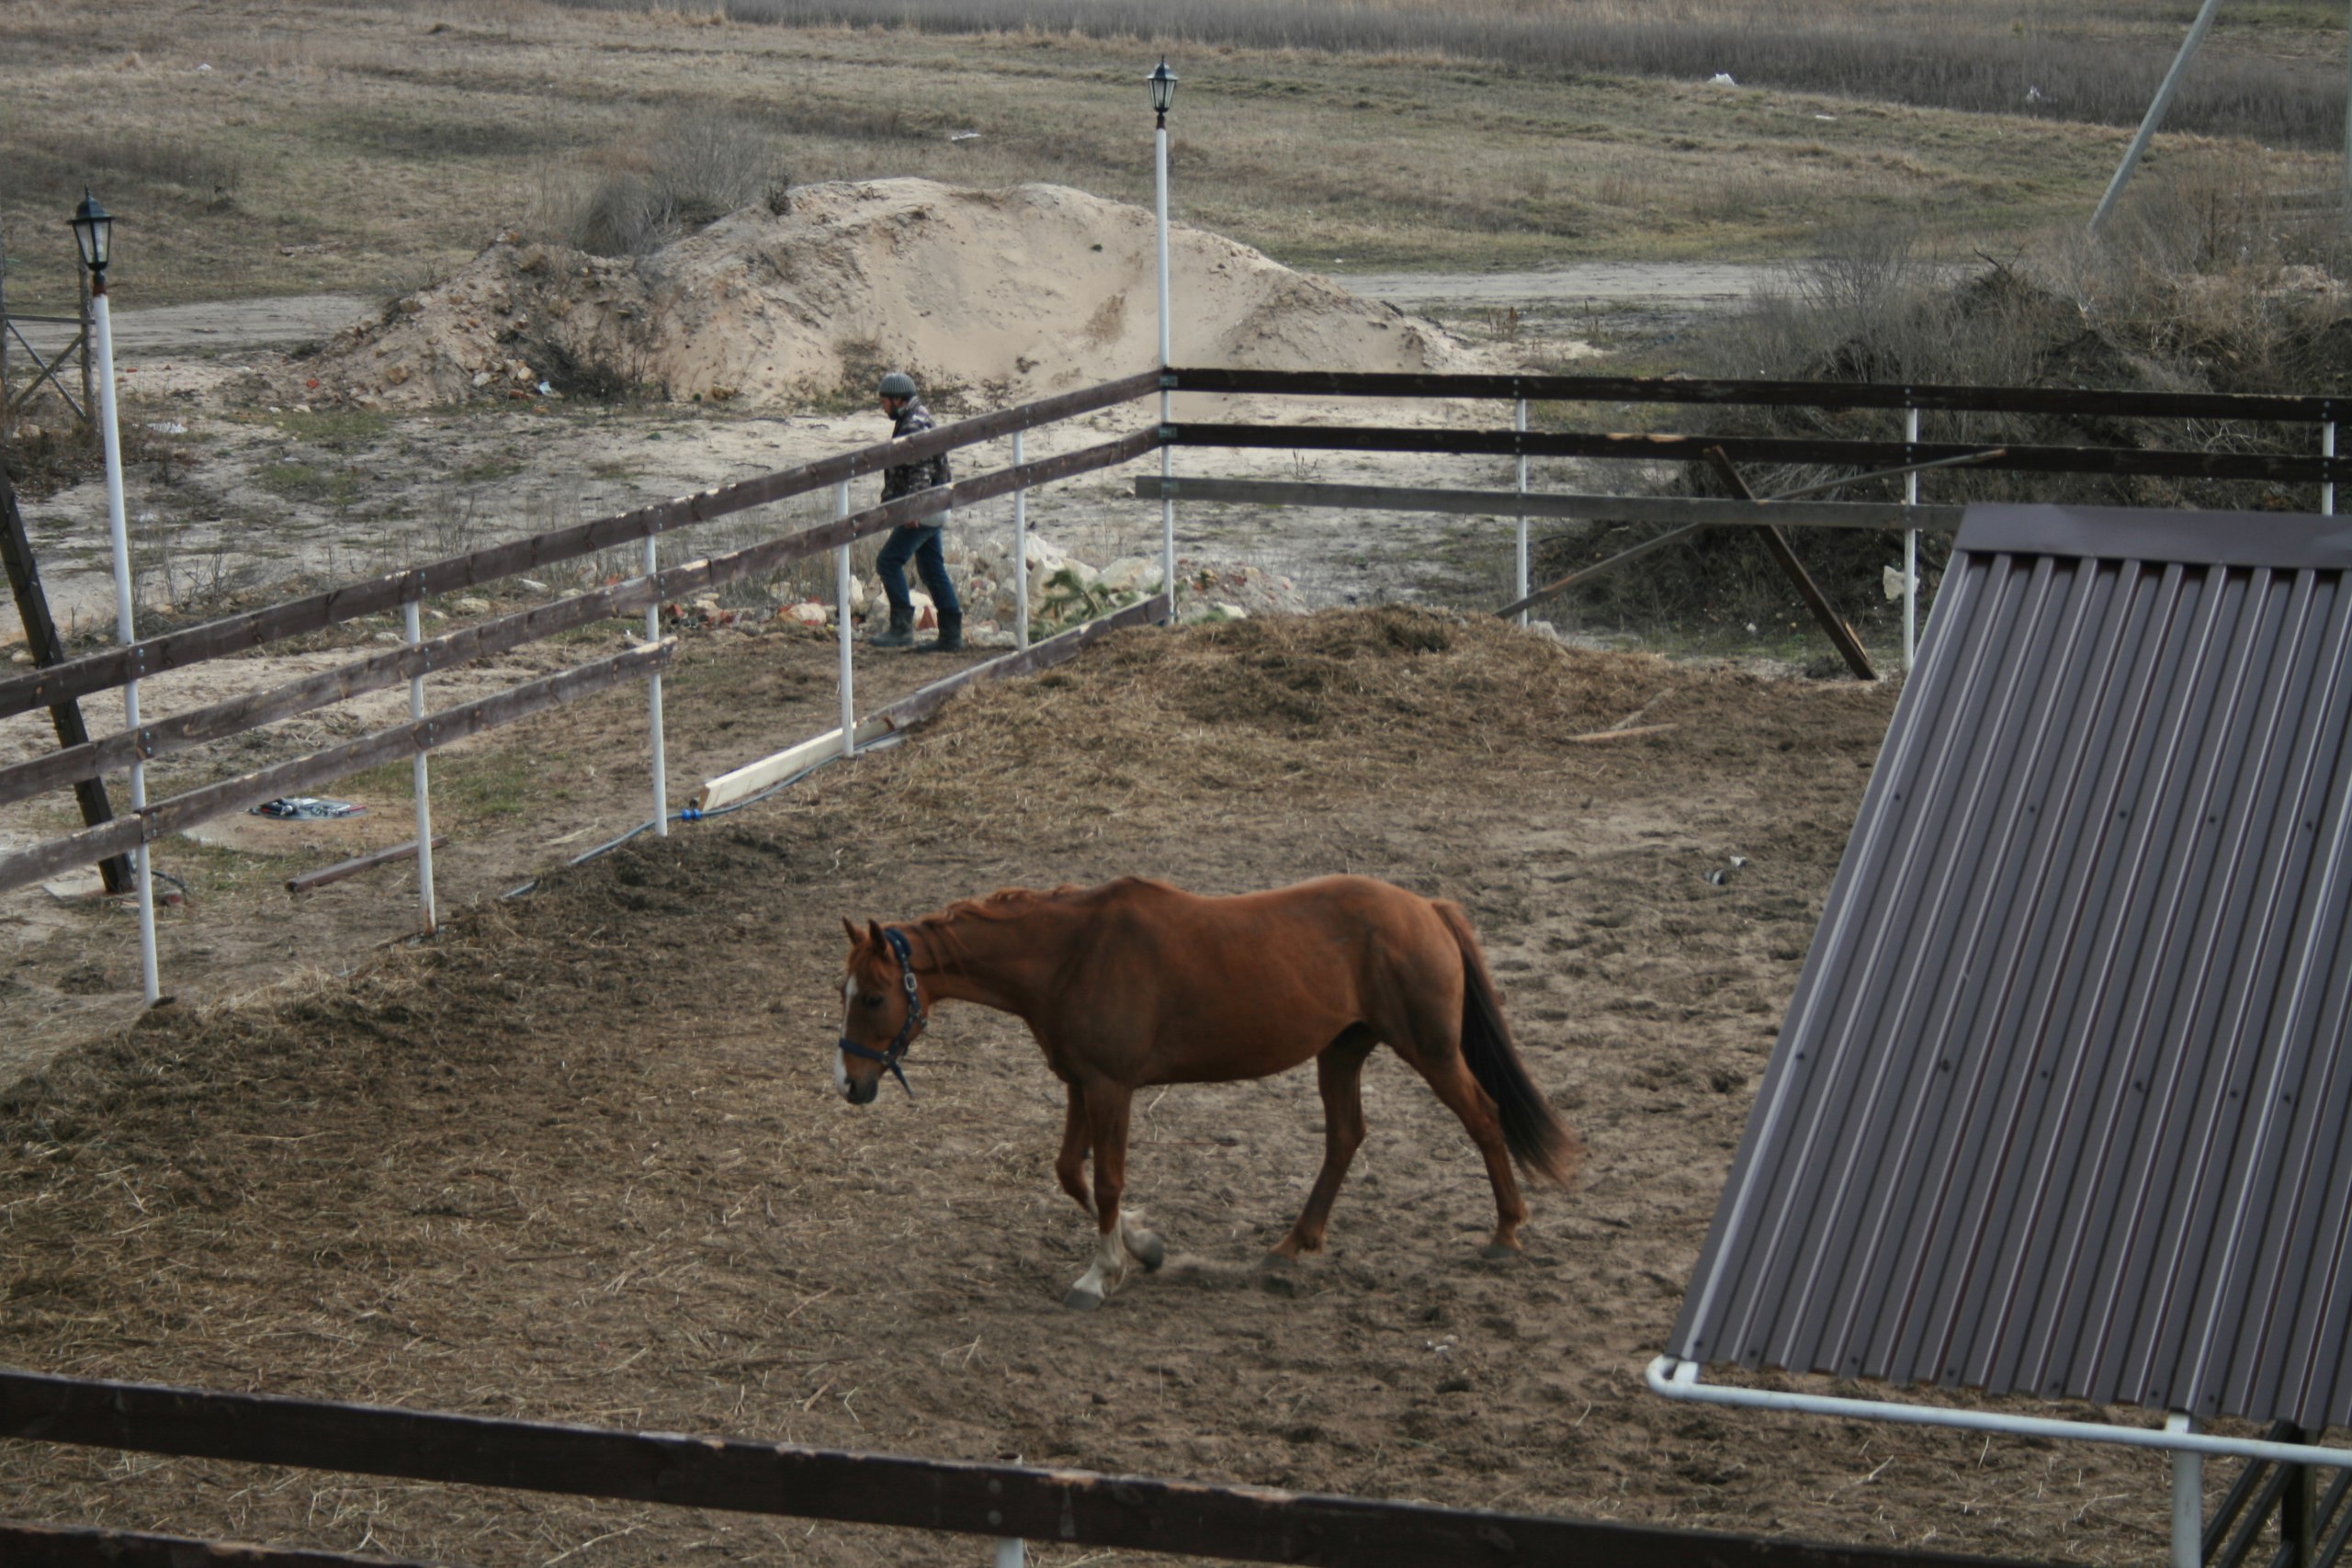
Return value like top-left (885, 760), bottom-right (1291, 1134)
top-left (1064, 1080), bottom-right (1137, 1311)
top-left (1405, 1049), bottom-right (1530, 1258)
top-left (1272, 1030), bottom-right (1376, 1260)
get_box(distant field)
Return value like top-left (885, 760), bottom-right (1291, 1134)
top-left (0, 0), bottom-right (2337, 310)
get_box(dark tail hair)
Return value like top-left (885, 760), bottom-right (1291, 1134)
top-left (1437, 900), bottom-right (1584, 1188)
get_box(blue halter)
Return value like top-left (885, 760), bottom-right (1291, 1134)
top-left (838, 926), bottom-right (922, 1099)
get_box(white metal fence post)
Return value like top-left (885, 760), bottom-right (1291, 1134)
top-left (2168, 1414), bottom-right (2201, 1568)
top-left (1012, 430), bottom-right (1030, 651)
top-left (993, 1537), bottom-right (1025, 1567)
top-left (1903, 404), bottom-right (1920, 673)
top-left (91, 282), bottom-right (156, 1004)
top-left (837, 479), bottom-right (855, 759)
top-left (2325, 421), bottom-right (2337, 516)
top-left (645, 531), bottom-right (668, 837)
top-left (403, 597), bottom-right (437, 933)
top-left (1514, 396), bottom-right (1530, 626)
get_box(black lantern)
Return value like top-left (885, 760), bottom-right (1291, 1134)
top-left (71, 189), bottom-right (113, 280)
top-left (1148, 58), bottom-right (1177, 125)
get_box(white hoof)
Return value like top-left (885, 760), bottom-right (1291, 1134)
top-left (1062, 1282), bottom-right (1105, 1312)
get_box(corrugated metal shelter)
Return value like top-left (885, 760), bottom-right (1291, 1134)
top-left (1665, 502), bottom-right (2352, 1433)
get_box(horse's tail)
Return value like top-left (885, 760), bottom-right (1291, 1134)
top-left (1436, 899), bottom-right (1585, 1189)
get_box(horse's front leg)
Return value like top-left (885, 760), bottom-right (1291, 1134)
top-left (1055, 1084), bottom-right (1094, 1219)
top-left (1063, 1081), bottom-right (1141, 1311)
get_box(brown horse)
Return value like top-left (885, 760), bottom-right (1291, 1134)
top-left (835, 874), bottom-right (1582, 1310)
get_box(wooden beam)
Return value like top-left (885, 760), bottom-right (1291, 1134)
top-left (0, 642), bottom-right (673, 897)
top-left (285, 835), bottom-right (449, 895)
top-left (1164, 423), bottom-right (2350, 485)
top-left (0, 373), bottom-right (1161, 723)
top-left (1132, 475), bottom-right (1962, 533)
top-left (695, 718), bottom-right (898, 812)
top-left (1703, 447), bottom-right (1875, 682)
top-left (1497, 525), bottom-right (1711, 618)
top-left (692, 592), bottom-right (1172, 811)
top-left (0, 1369), bottom-right (2035, 1568)
top-left (0, 1520), bottom-right (449, 1568)
top-left (0, 468), bottom-right (130, 891)
top-left (1165, 367), bottom-right (2347, 425)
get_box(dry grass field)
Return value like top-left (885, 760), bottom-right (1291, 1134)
top-left (1, 0), bottom-right (2339, 310)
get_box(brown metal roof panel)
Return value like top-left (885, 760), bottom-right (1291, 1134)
top-left (1668, 510), bottom-right (2352, 1431)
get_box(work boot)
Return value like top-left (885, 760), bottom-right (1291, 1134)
top-left (870, 606), bottom-right (915, 649)
top-left (922, 612), bottom-right (964, 653)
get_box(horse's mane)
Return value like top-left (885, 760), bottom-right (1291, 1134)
top-left (913, 883), bottom-right (1117, 972)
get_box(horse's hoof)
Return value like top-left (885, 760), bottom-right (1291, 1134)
top-left (1062, 1284), bottom-right (1105, 1312)
top-left (1479, 1242), bottom-right (1522, 1261)
top-left (1258, 1248), bottom-right (1300, 1269)
top-left (1126, 1228), bottom-right (1167, 1272)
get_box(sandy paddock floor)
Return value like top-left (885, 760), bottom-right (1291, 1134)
top-left (0, 608), bottom-right (2200, 1566)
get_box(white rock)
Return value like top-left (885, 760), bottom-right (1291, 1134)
top-left (1098, 556), bottom-right (1162, 594)
top-left (785, 601), bottom-right (828, 626)
top-left (452, 595), bottom-right (492, 615)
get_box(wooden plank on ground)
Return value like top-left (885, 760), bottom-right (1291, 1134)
top-left (0, 1369), bottom-right (2036, 1568)
top-left (695, 718), bottom-right (898, 812)
top-left (691, 592), bottom-right (1172, 811)
top-left (285, 835), bottom-right (449, 895)
top-left (0, 642), bottom-right (673, 897)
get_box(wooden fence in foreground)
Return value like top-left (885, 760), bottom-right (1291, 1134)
top-left (0, 1369), bottom-right (2030, 1568)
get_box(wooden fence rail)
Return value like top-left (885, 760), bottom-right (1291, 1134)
top-left (0, 1369), bottom-right (2032, 1568)
top-left (1163, 366), bottom-right (2349, 423)
top-left (0, 369), bottom-right (1160, 722)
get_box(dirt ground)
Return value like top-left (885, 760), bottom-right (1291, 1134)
top-left (0, 606), bottom-right (2205, 1566)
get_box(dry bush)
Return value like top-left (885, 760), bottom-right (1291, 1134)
top-left (558, 109), bottom-right (788, 256)
top-left (1548, 161), bottom-right (2347, 642)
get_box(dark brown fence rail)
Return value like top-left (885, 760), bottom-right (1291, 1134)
top-left (1166, 367), bottom-right (2349, 424)
top-left (1164, 423), bottom-right (2345, 487)
top-left (0, 369), bottom-right (1160, 722)
top-left (0, 1369), bottom-right (2032, 1568)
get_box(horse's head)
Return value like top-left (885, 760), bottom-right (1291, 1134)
top-left (836, 919), bottom-right (925, 1105)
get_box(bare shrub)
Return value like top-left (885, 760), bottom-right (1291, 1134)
top-left (562, 109), bottom-right (787, 256)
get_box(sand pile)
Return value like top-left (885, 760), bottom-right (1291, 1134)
top-left (308, 179), bottom-right (1468, 410)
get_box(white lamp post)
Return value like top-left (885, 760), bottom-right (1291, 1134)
top-left (1149, 57), bottom-right (1179, 617)
top-left (73, 190), bottom-right (157, 1005)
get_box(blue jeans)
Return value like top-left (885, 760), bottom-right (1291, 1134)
top-left (876, 523), bottom-right (960, 621)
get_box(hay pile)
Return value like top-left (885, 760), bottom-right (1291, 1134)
top-left (306, 179), bottom-right (1470, 411)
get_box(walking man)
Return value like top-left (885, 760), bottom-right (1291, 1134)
top-left (871, 370), bottom-right (963, 652)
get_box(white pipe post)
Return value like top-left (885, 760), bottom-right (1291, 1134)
top-left (1903, 405), bottom-right (1920, 672)
top-left (2168, 1414), bottom-right (2201, 1568)
top-left (836, 479), bottom-right (855, 759)
top-left (92, 282), bottom-right (157, 1004)
top-left (1156, 107), bottom-right (1176, 620)
top-left (2089, 0), bottom-right (2224, 233)
top-left (645, 530), bottom-right (667, 837)
top-left (1012, 430), bottom-right (1030, 651)
top-left (992, 1539), bottom-right (1025, 1567)
top-left (403, 598), bottom-right (437, 933)
top-left (2324, 422), bottom-right (2337, 516)
top-left (1514, 397), bottom-right (1530, 626)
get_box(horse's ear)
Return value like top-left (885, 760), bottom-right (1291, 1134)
top-left (866, 919), bottom-right (888, 952)
top-left (841, 917), bottom-right (863, 949)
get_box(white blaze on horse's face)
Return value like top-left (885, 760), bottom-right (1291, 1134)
top-left (836, 972), bottom-right (873, 1103)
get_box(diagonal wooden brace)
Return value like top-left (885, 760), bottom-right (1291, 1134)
top-left (0, 468), bottom-right (130, 892)
top-left (1704, 446), bottom-right (1875, 681)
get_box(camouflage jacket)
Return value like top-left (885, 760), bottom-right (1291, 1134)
top-left (880, 398), bottom-right (952, 505)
